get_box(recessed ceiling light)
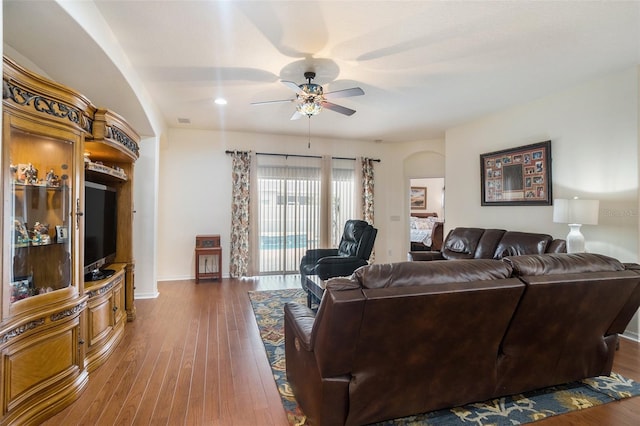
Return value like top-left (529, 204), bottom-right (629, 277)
top-left (214, 98), bottom-right (227, 105)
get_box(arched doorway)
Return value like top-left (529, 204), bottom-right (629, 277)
top-left (404, 151), bottom-right (445, 252)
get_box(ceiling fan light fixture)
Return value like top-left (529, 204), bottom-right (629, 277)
top-left (297, 98), bottom-right (322, 116)
top-left (300, 83), bottom-right (323, 97)
top-left (252, 70), bottom-right (363, 118)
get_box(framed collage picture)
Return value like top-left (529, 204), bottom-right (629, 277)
top-left (480, 140), bottom-right (552, 206)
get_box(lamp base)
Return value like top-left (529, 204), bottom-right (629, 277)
top-left (566, 223), bottom-right (585, 253)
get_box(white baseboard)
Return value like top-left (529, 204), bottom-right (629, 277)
top-left (621, 332), bottom-right (639, 343)
top-left (134, 290), bottom-right (160, 299)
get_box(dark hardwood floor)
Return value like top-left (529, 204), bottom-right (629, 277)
top-left (43, 277), bottom-right (640, 425)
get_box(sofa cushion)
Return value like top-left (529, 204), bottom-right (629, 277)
top-left (353, 259), bottom-right (513, 289)
top-left (441, 228), bottom-right (486, 259)
top-left (503, 253), bottom-right (625, 276)
top-left (475, 229), bottom-right (507, 258)
top-left (492, 231), bottom-right (553, 259)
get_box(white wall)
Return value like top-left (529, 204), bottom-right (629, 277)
top-left (156, 128), bottom-right (445, 280)
top-left (133, 136), bottom-right (160, 299)
top-left (445, 66), bottom-right (640, 339)
top-left (445, 66), bottom-right (639, 263)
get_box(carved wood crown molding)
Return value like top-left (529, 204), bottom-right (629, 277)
top-left (107, 125), bottom-right (140, 157)
top-left (2, 78), bottom-right (93, 134)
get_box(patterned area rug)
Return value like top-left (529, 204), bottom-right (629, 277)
top-left (249, 288), bottom-right (640, 426)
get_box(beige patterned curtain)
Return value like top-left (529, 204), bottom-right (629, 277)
top-left (229, 151), bottom-right (251, 278)
top-left (361, 157), bottom-right (376, 262)
top-left (361, 157), bottom-right (375, 224)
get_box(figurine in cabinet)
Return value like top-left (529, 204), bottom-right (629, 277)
top-left (25, 163), bottom-right (38, 184)
top-left (14, 218), bottom-right (30, 245)
top-left (31, 222), bottom-right (50, 245)
top-left (10, 277), bottom-right (32, 302)
top-left (46, 169), bottom-right (60, 186)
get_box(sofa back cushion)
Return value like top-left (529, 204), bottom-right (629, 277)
top-left (438, 227), bottom-right (567, 261)
top-left (496, 253), bottom-right (640, 396)
top-left (346, 278), bottom-right (525, 425)
top-left (492, 231), bottom-right (553, 259)
top-left (475, 229), bottom-right (507, 258)
top-left (353, 259), bottom-right (513, 289)
top-left (440, 227), bottom-right (489, 259)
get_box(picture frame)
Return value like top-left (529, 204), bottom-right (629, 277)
top-left (410, 186), bottom-right (427, 210)
top-left (10, 275), bottom-right (34, 302)
top-left (480, 140), bottom-right (552, 206)
top-left (55, 225), bottom-right (69, 243)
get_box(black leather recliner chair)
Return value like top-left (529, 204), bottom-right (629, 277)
top-left (299, 220), bottom-right (377, 286)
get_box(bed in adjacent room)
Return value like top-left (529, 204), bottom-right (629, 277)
top-left (410, 212), bottom-right (444, 251)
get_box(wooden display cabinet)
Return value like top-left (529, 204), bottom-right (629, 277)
top-left (1, 55), bottom-right (140, 424)
top-left (85, 264), bottom-right (126, 372)
top-left (1, 56), bottom-right (91, 425)
top-left (86, 108), bottom-right (140, 321)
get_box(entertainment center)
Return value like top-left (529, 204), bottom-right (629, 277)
top-left (1, 56), bottom-right (140, 424)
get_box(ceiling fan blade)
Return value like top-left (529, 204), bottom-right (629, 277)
top-left (290, 111), bottom-right (304, 120)
top-left (324, 87), bottom-right (365, 100)
top-left (251, 98), bottom-right (295, 105)
top-left (321, 101), bottom-right (356, 116)
top-left (281, 80), bottom-right (304, 95)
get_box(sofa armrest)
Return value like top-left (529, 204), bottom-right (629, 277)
top-left (408, 251), bottom-right (445, 261)
top-left (431, 222), bottom-right (444, 251)
top-left (284, 302), bottom-right (316, 351)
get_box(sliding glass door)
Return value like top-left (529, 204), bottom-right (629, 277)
top-left (257, 155), bottom-right (321, 274)
top-left (257, 155), bottom-right (356, 274)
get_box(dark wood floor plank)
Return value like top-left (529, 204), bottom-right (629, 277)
top-left (112, 294), bottom-right (174, 425)
top-left (42, 277), bottom-right (640, 426)
top-left (184, 298), bottom-right (211, 425)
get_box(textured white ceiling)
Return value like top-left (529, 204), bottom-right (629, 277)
top-left (4, 1), bottom-right (640, 142)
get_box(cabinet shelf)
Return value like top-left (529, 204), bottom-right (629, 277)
top-left (12, 182), bottom-right (69, 191)
top-left (85, 161), bottom-right (128, 182)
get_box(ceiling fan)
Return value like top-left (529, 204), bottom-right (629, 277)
top-left (252, 71), bottom-right (364, 120)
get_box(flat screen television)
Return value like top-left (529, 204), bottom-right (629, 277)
top-left (84, 181), bottom-right (117, 281)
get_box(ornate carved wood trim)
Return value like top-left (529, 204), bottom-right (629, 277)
top-left (50, 301), bottom-right (87, 322)
top-left (0, 318), bottom-right (46, 344)
top-left (2, 78), bottom-right (93, 133)
top-left (87, 281), bottom-right (116, 298)
top-left (108, 125), bottom-right (140, 157)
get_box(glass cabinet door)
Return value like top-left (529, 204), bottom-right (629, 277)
top-left (5, 127), bottom-right (75, 305)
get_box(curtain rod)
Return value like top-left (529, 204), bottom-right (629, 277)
top-left (225, 150), bottom-right (380, 162)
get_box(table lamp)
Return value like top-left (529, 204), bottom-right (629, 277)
top-left (553, 198), bottom-right (599, 253)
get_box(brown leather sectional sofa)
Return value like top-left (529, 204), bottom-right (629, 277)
top-left (409, 227), bottom-right (566, 261)
top-left (284, 253), bottom-right (640, 426)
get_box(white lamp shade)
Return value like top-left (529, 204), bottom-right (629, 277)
top-left (553, 199), bottom-right (599, 225)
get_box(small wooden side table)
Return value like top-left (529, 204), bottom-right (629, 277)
top-left (304, 275), bottom-right (326, 308)
top-left (195, 234), bottom-right (222, 283)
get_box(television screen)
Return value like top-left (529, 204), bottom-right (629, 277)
top-left (84, 181), bottom-right (117, 278)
